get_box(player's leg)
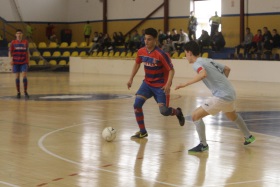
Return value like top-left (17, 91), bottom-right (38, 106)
top-left (21, 64), bottom-right (29, 99)
top-left (13, 64), bottom-right (21, 98)
top-left (225, 111), bottom-right (255, 145)
top-left (153, 87), bottom-right (185, 126)
top-left (131, 81), bottom-right (152, 138)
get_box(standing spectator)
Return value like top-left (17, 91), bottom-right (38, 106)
top-left (197, 30), bottom-right (211, 54)
top-left (174, 29), bottom-right (189, 52)
top-left (127, 27), bottom-right (185, 138)
top-left (210, 30), bottom-right (225, 51)
top-left (171, 28), bottom-right (180, 51)
top-left (46, 23), bottom-right (55, 41)
top-left (26, 22), bottom-right (35, 40)
top-left (249, 29), bottom-right (263, 53)
top-left (209, 11), bottom-right (221, 38)
top-left (270, 29), bottom-right (280, 48)
top-left (188, 11), bottom-right (198, 41)
top-left (236, 27), bottom-right (253, 57)
top-left (9, 29), bottom-right (29, 99)
top-left (175, 41), bottom-right (255, 152)
top-left (84, 21), bottom-right (92, 46)
top-left (262, 27), bottom-right (273, 51)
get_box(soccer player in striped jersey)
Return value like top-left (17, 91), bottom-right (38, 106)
top-left (9, 29), bottom-right (29, 99)
top-left (175, 41), bottom-right (255, 152)
top-left (127, 28), bottom-right (185, 139)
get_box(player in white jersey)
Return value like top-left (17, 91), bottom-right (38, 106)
top-left (175, 41), bottom-right (256, 152)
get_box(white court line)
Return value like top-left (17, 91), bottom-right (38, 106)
top-left (38, 119), bottom-right (182, 187)
top-left (0, 181), bottom-right (20, 187)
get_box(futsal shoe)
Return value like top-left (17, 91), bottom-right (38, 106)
top-left (176, 107), bottom-right (185, 126)
top-left (244, 135), bottom-right (256, 145)
top-left (24, 92), bottom-right (29, 99)
top-left (131, 131), bottom-right (148, 138)
top-left (17, 92), bottom-right (21, 99)
top-left (188, 143), bottom-right (209, 153)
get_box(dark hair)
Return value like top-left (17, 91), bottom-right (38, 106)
top-left (145, 28), bottom-right (158, 38)
top-left (16, 29), bottom-right (23, 33)
top-left (183, 41), bottom-right (200, 56)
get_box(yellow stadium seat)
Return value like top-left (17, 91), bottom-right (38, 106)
top-left (91, 51), bottom-right (97, 57)
top-left (114, 51), bottom-right (120, 57)
top-left (32, 51), bottom-right (40, 56)
top-left (79, 42), bottom-right (87, 48)
top-left (132, 52), bottom-right (137, 58)
top-left (59, 60), bottom-right (68, 66)
top-left (52, 51), bottom-right (61, 57)
top-left (126, 51), bottom-right (132, 58)
top-left (97, 51), bottom-right (103, 57)
top-left (42, 51), bottom-right (51, 57)
top-left (38, 42), bottom-right (47, 48)
top-left (62, 51), bottom-right (70, 57)
top-left (88, 42), bottom-right (94, 48)
top-left (49, 42), bottom-right (58, 48)
top-left (60, 42), bottom-right (68, 48)
top-left (29, 60), bottom-right (37, 66)
top-left (120, 51), bottom-right (126, 58)
top-left (79, 51), bottom-right (87, 57)
top-left (171, 51), bottom-right (179, 58)
top-left (69, 42), bottom-right (78, 48)
top-left (102, 51), bottom-right (109, 57)
top-left (71, 51), bottom-right (79, 57)
top-left (202, 52), bottom-right (209, 58)
top-left (179, 52), bottom-right (186, 58)
top-left (29, 42), bottom-right (37, 49)
top-left (49, 60), bottom-right (57, 66)
top-left (38, 60), bottom-right (45, 65)
top-left (108, 51), bottom-right (114, 57)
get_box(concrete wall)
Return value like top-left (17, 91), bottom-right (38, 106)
top-left (70, 57), bottom-right (280, 83)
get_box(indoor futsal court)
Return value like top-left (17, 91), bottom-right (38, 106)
top-left (0, 71), bottom-right (280, 187)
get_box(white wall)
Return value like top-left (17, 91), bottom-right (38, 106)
top-left (70, 57), bottom-right (280, 83)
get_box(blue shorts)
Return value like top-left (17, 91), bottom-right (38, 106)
top-left (13, 64), bottom-right (28, 73)
top-left (136, 81), bottom-right (169, 106)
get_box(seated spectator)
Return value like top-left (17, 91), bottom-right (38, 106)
top-left (171, 28), bottom-right (180, 51)
top-left (270, 29), bottom-right (280, 48)
top-left (197, 30), bottom-right (211, 54)
top-left (158, 29), bottom-right (166, 47)
top-left (236, 27), bottom-right (253, 56)
top-left (248, 29), bottom-right (263, 53)
top-left (262, 27), bottom-right (273, 51)
top-left (174, 29), bottom-right (189, 52)
top-left (88, 32), bottom-right (103, 54)
top-left (111, 32), bottom-right (125, 50)
top-left (100, 33), bottom-right (112, 51)
top-left (128, 30), bottom-right (141, 52)
top-left (140, 29), bottom-right (145, 48)
top-left (210, 30), bottom-right (225, 51)
top-left (161, 39), bottom-right (172, 54)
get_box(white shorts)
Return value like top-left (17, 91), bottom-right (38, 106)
top-left (201, 97), bottom-right (236, 115)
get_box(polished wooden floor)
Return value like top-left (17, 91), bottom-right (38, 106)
top-left (1, 72), bottom-right (280, 187)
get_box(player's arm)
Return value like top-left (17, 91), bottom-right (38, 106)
top-left (223, 66), bottom-right (230, 78)
top-left (162, 68), bottom-right (175, 94)
top-left (9, 44), bottom-right (13, 65)
top-left (127, 62), bottom-right (141, 89)
top-left (175, 68), bottom-right (207, 90)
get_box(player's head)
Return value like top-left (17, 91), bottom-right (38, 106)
top-left (144, 28), bottom-right (158, 50)
top-left (183, 41), bottom-right (200, 62)
top-left (15, 29), bottom-right (23, 40)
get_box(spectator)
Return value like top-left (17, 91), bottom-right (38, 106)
top-left (161, 39), bottom-right (172, 54)
top-left (174, 29), bottom-right (189, 52)
top-left (171, 28), bottom-right (180, 51)
top-left (210, 30), bottom-right (225, 51)
top-left (100, 33), bottom-right (112, 51)
top-left (188, 11), bottom-right (198, 41)
top-left (112, 32), bottom-right (125, 50)
top-left (236, 27), bottom-right (253, 57)
top-left (249, 29), bottom-right (263, 54)
top-left (140, 29), bottom-right (145, 48)
top-left (209, 11), bottom-right (221, 38)
top-left (197, 30), bottom-right (211, 54)
top-left (270, 29), bottom-right (280, 48)
top-left (26, 22), bottom-right (35, 40)
top-left (88, 32), bottom-right (102, 54)
top-left (158, 29), bottom-right (166, 47)
top-left (262, 27), bottom-right (272, 51)
top-left (129, 30), bottom-right (141, 52)
top-left (46, 23), bottom-right (55, 41)
top-left (84, 21), bottom-right (92, 46)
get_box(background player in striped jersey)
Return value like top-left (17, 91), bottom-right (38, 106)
top-left (127, 27), bottom-right (185, 138)
top-left (9, 29), bottom-right (29, 99)
top-left (175, 41), bottom-right (255, 152)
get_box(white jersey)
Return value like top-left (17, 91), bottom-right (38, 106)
top-left (193, 57), bottom-right (236, 101)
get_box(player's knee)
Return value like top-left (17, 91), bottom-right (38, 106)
top-left (159, 106), bottom-right (170, 116)
top-left (191, 112), bottom-right (200, 121)
top-left (133, 96), bottom-right (145, 108)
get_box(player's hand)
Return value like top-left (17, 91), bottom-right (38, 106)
top-left (162, 85), bottom-right (171, 94)
top-left (175, 83), bottom-right (187, 90)
top-left (127, 79), bottom-right (133, 90)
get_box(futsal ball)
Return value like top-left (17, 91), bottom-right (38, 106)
top-left (102, 127), bottom-right (117, 142)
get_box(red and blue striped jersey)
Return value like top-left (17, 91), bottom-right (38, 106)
top-left (136, 46), bottom-right (174, 87)
top-left (10, 39), bottom-right (29, 65)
